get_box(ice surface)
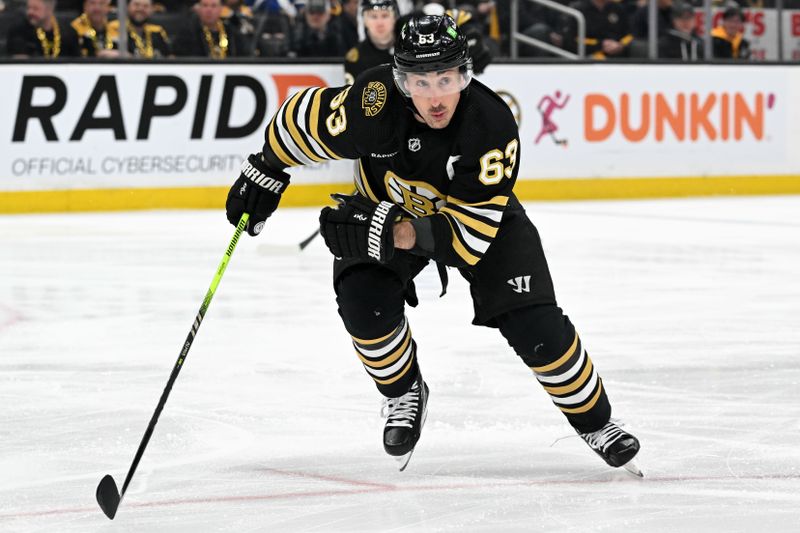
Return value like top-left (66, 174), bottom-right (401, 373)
top-left (1, 197), bottom-right (799, 532)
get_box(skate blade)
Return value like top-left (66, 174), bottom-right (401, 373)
top-left (622, 459), bottom-right (644, 478)
top-left (396, 449), bottom-right (415, 472)
top-left (394, 407), bottom-right (428, 472)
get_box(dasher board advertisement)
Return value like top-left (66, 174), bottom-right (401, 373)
top-left (1, 62), bottom-right (799, 211)
top-left (479, 64), bottom-right (796, 180)
top-left (2, 63), bottom-right (350, 192)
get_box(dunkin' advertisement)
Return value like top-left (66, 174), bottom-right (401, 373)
top-left (480, 64), bottom-right (795, 179)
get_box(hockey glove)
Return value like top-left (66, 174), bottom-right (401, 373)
top-left (319, 194), bottom-right (400, 263)
top-left (226, 154), bottom-right (290, 236)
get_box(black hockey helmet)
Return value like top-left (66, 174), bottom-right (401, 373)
top-left (393, 14), bottom-right (473, 97)
top-left (360, 0), bottom-right (397, 13)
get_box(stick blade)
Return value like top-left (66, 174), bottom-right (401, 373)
top-left (96, 474), bottom-right (121, 519)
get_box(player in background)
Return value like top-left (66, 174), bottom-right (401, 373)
top-left (344, 0), bottom-right (398, 86)
top-left (225, 14), bottom-right (641, 474)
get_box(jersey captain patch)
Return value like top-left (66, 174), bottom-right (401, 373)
top-left (362, 82), bottom-right (387, 117)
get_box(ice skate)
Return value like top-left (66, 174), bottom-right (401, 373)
top-left (579, 418), bottom-right (642, 477)
top-left (381, 376), bottom-right (428, 471)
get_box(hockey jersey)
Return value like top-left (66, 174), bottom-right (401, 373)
top-left (259, 65), bottom-right (521, 268)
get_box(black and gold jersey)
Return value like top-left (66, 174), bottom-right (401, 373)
top-left (343, 39), bottom-right (393, 86)
top-left (71, 14), bottom-right (118, 57)
top-left (6, 17), bottom-right (82, 57)
top-left (260, 65), bottom-right (520, 268)
top-left (106, 20), bottom-right (172, 58)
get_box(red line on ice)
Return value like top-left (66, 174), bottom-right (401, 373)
top-left (2, 473), bottom-right (800, 520)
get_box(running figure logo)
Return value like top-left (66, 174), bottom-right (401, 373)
top-left (535, 91), bottom-right (570, 147)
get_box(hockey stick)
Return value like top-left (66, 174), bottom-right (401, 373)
top-left (95, 213), bottom-right (250, 520)
top-left (298, 227), bottom-right (320, 251)
top-left (297, 187), bottom-right (357, 251)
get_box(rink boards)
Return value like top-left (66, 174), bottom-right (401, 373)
top-left (1, 62), bottom-right (799, 213)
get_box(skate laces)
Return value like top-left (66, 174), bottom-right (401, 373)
top-left (381, 383), bottom-right (421, 429)
top-left (580, 418), bottom-right (628, 452)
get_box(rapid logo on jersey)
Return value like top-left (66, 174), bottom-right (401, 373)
top-left (362, 82), bottom-right (387, 117)
top-left (384, 171), bottom-right (444, 217)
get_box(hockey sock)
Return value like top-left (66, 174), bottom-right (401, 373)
top-left (529, 332), bottom-right (611, 434)
top-left (496, 305), bottom-right (611, 434)
top-left (351, 316), bottom-right (419, 398)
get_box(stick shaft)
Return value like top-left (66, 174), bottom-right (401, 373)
top-left (118, 213), bottom-right (249, 499)
top-left (298, 228), bottom-right (320, 250)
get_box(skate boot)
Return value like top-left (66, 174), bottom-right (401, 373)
top-left (381, 375), bottom-right (429, 471)
top-left (579, 418), bottom-right (643, 477)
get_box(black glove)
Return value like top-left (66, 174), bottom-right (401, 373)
top-left (319, 194), bottom-right (400, 263)
top-left (226, 154), bottom-right (290, 236)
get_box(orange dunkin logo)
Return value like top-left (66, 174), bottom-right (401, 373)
top-left (584, 92), bottom-right (775, 143)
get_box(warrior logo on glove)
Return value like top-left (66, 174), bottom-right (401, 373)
top-left (226, 154), bottom-right (291, 236)
top-left (367, 201), bottom-right (395, 261)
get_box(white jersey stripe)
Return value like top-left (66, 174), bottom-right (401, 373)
top-left (535, 348), bottom-right (587, 384)
top-left (363, 342), bottom-right (414, 378)
top-left (551, 370), bottom-right (599, 406)
top-left (296, 89), bottom-right (329, 161)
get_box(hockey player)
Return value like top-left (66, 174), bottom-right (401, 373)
top-left (225, 14), bottom-right (641, 474)
top-left (344, 0), bottom-right (398, 86)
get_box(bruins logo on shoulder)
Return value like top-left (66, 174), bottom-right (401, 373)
top-left (361, 81), bottom-right (387, 118)
top-left (345, 47), bottom-right (359, 63)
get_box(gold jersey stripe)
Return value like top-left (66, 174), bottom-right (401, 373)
top-left (351, 320), bottom-right (403, 345)
top-left (441, 213), bottom-right (481, 265)
top-left (531, 333), bottom-right (579, 373)
top-left (373, 354), bottom-right (416, 385)
top-left (447, 194), bottom-right (509, 208)
top-left (308, 88), bottom-right (340, 159)
top-left (356, 330), bottom-right (411, 369)
top-left (358, 160), bottom-right (380, 203)
top-left (542, 359), bottom-right (594, 395)
top-left (439, 206), bottom-right (500, 239)
top-left (558, 380), bottom-right (604, 414)
top-left (285, 90), bottom-right (325, 163)
top-left (267, 117), bottom-right (300, 167)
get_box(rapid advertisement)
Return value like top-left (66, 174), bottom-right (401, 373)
top-left (1, 62), bottom-right (798, 211)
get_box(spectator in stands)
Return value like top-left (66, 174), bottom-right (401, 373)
top-left (339, 0), bottom-right (359, 49)
top-left (108, 0), bottom-right (173, 57)
top-left (566, 0), bottom-right (633, 59)
top-left (658, 1), bottom-right (702, 60)
top-left (711, 2), bottom-right (750, 59)
top-left (521, 8), bottom-right (567, 58)
top-left (71, 0), bottom-right (119, 57)
top-left (344, 0), bottom-right (395, 84)
top-left (7, 0), bottom-right (82, 57)
top-left (249, 0), bottom-right (297, 18)
top-left (174, 0), bottom-right (246, 56)
top-left (290, 0), bottom-right (346, 57)
top-left (222, 0), bottom-right (256, 52)
top-left (457, 0), bottom-right (500, 47)
top-left (631, 0), bottom-right (672, 40)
